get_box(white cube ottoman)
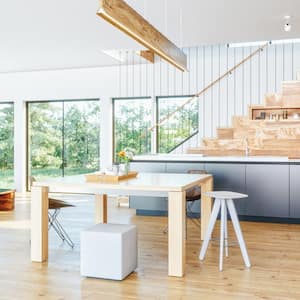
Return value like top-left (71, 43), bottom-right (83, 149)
top-left (80, 223), bottom-right (137, 280)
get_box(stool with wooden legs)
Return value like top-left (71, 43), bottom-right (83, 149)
top-left (199, 191), bottom-right (251, 271)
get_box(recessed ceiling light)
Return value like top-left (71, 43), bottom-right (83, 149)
top-left (284, 23), bottom-right (292, 32)
top-left (284, 15), bottom-right (292, 32)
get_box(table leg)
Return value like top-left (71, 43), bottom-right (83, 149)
top-left (200, 176), bottom-right (213, 240)
top-left (168, 191), bottom-right (186, 277)
top-left (31, 186), bottom-right (49, 262)
top-left (95, 194), bottom-right (107, 223)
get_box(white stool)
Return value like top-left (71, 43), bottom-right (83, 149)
top-left (81, 223), bottom-right (137, 280)
top-left (199, 191), bottom-right (251, 271)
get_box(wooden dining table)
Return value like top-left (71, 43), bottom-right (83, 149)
top-left (31, 172), bottom-right (213, 277)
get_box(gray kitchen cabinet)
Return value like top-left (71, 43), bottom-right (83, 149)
top-left (245, 164), bottom-right (289, 217)
top-left (204, 163), bottom-right (247, 214)
top-left (129, 162), bottom-right (167, 212)
top-left (130, 162), bottom-right (166, 173)
top-left (289, 165), bottom-right (300, 218)
top-left (165, 162), bottom-right (205, 173)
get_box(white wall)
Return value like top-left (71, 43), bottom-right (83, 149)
top-left (1, 41), bottom-right (300, 191)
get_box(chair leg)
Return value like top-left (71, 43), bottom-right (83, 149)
top-left (48, 210), bottom-right (66, 241)
top-left (199, 199), bottom-right (221, 261)
top-left (224, 202), bottom-right (229, 257)
top-left (53, 218), bottom-right (74, 248)
top-left (48, 209), bottom-right (74, 249)
top-left (219, 200), bottom-right (226, 271)
top-left (227, 199), bottom-right (251, 268)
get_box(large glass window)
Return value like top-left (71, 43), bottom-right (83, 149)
top-left (0, 103), bottom-right (14, 188)
top-left (157, 96), bottom-right (198, 153)
top-left (113, 97), bottom-right (152, 157)
top-left (27, 100), bottom-right (100, 185)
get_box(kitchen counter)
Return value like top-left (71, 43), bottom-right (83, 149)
top-left (130, 154), bottom-right (300, 220)
top-left (133, 154), bottom-right (300, 164)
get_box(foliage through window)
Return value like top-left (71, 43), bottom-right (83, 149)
top-left (113, 97), bottom-right (152, 157)
top-left (0, 103), bottom-right (14, 188)
top-left (27, 100), bottom-right (100, 185)
top-left (157, 96), bottom-right (198, 153)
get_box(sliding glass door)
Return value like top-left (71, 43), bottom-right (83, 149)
top-left (27, 100), bottom-right (100, 187)
top-left (0, 103), bottom-right (14, 188)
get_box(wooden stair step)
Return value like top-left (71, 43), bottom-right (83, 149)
top-left (217, 128), bottom-right (234, 139)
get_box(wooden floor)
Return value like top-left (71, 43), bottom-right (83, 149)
top-left (0, 193), bottom-right (300, 299)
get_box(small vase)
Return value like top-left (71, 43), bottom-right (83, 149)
top-left (119, 162), bottom-right (130, 175)
top-left (124, 161), bottom-right (130, 175)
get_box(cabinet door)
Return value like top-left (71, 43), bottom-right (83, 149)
top-left (130, 162), bottom-right (166, 173)
top-left (290, 165), bottom-right (300, 218)
top-left (166, 162), bottom-right (205, 173)
top-left (205, 163), bottom-right (246, 214)
top-left (245, 164), bottom-right (289, 217)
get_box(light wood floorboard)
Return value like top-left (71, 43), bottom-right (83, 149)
top-left (0, 193), bottom-right (299, 299)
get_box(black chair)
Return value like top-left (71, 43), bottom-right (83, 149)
top-left (186, 169), bottom-right (207, 217)
top-left (163, 169), bottom-right (207, 235)
top-left (30, 177), bottom-right (75, 248)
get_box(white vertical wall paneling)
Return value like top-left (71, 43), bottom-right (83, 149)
top-left (197, 46), bottom-right (204, 145)
top-left (234, 47), bottom-right (244, 116)
top-left (211, 45), bottom-right (220, 136)
top-left (259, 45), bottom-right (267, 104)
top-left (227, 46), bottom-right (235, 126)
top-left (294, 43), bottom-right (300, 78)
top-left (200, 46), bottom-right (206, 140)
top-left (164, 60), bottom-right (169, 96)
top-left (243, 47), bottom-right (251, 114)
top-left (250, 46), bottom-right (259, 105)
top-left (204, 46), bottom-right (213, 137)
top-left (189, 47), bottom-right (197, 95)
top-left (267, 44), bottom-right (276, 93)
top-left (284, 43), bottom-right (293, 81)
top-left (182, 48), bottom-right (189, 95)
top-left (275, 43), bottom-right (284, 93)
top-left (219, 45), bottom-right (229, 128)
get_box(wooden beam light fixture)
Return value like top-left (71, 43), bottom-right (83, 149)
top-left (97, 0), bottom-right (187, 72)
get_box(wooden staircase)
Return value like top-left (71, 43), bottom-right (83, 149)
top-left (188, 81), bottom-right (300, 157)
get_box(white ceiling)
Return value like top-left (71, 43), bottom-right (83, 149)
top-left (0, 0), bottom-right (299, 73)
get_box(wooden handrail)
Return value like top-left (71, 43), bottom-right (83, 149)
top-left (148, 42), bottom-right (269, 132)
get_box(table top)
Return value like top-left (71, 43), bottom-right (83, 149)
top-left (33, 173), bottom-right (212, 194)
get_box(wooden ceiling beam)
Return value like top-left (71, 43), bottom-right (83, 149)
top-left (97, 0), bottom-right (187, 72)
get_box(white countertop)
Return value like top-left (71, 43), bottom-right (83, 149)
top-left (132, 154), bottom-right (300, 163)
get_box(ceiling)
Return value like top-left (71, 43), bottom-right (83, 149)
top-left (0, 0), bottom-right (299, 73)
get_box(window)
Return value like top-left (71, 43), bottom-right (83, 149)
top-left (157, 96), bottom-right (198, 153)
top-left (0, 103), bottom-right (14, 188)
top-left (27, 100), bottom-right (100, 186)
top-left (113, 97), bottom-right (152, 157)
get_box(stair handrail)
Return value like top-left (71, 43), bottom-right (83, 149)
top-left (148, 42), bottom-right (269, 132)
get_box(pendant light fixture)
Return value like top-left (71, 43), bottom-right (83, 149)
top-left (97, 0), bottom-right (187, 72)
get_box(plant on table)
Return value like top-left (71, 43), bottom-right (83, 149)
top-left (117, 148), bottom-right (135, 174)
